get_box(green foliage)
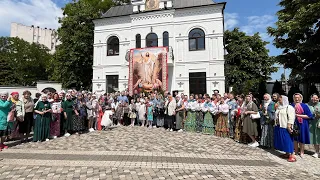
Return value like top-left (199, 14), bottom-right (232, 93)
top-left (52, 0), bottom-right (114, 89)
top-left (0, 37), bottom-right (52, 86)
top-left (224, 28), bottom-right (277, 95)
top-left (268, 0), bottom-right (320, 73)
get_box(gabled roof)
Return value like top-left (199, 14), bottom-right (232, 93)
top-left (101, 0), bottom-right (225, 19)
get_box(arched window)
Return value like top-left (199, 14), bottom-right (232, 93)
top-left (146, 33), bottom-right (158, 47)
top-left (189, 28), bottom-right (205, 51)
top-left (163, 31), bottom-right (169, 47)
top-left (135, 34), bottom-right (141, 48)
top-left (107, 36), bottom-right (119, 56)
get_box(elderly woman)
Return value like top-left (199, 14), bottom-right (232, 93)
top-left (51, 93), bottom-right (62, 139)
top-left (19, 90), bottom-right (34, 143)
top-left (9, 92), bottom-right (23, 139)
top-left (260, 93), bottom-right (276, 148)
top-left (33, 94), bottom-right (52, 142)
top-left (274, 95), bottom-right (296, 162)
top-left (307, 94), bottom-right (320, 158)
top-left (175, 95), bottom-right (185, 132)
top-left (242, 95), bottom-right (260, 147)
top-left (292, 93), bottom-right (313, 157)
top-left (63, 93), bottom-right (76, 137)
top-left (0, 92), bottom-right (12, 150)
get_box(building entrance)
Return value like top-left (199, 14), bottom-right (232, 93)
top-left (189, 72), bottom-right (206, 95)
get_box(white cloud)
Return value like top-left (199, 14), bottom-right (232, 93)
top-left (0, 0), bottom-right (63, 36)
top-left (241, 15), bottom-right (275, 41)
top-left (224, 13), bottom-right (239, 30)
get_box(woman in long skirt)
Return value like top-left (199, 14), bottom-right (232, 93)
top-left (292, 93), bottom-right (313, 157)
top-left (50, 93), bottom-right (62, 138)
top-left (274, 95), bottom-right (297, 162)
top-left (184, 96), bottom-right (197, 132)
top-left (234, 95), bottom-right (251, 143)
top-left (260, 94), bottom-right (275, 148)
top-left (175, 96), bottom-right (185, 131)
top-left (308, 94), bottom-right (320, 158)
top-left (62, 93), bottom-right (75, 136)
top-left (215, 97), bottom-right (229, 137)
top-left (202, 97), bottom-right (214, 135)
top-left (33, 94), bottom-right (52, 142)
top-left (196, 99), bottom-right (204, 133)
top-left (242, 95), bottom-right (260, 147)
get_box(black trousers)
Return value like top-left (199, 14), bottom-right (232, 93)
top-left (167, 115), bottom-right (174, 129)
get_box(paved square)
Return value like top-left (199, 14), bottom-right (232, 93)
top-left (0, 126), bottom-right (320, 179)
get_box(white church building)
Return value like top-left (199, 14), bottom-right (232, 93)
top-left (92, 0), bottom-right (226, 95)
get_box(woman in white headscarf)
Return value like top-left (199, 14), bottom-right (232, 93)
top-left (260, 93), bottom-right (276, 148)
top-left (33, 94), bottom-right (52, 142)
top-left (274, 95), bottom-right (296, 162)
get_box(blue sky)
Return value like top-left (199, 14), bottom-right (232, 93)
top-left (0, 0), bottom-right (286, 80)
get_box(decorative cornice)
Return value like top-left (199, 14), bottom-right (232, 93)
top-left (175, 8), bottom-right (221, 17)
top-left (95, 18), bottom-right (131, 26)
top-left (131, 13), bottom-right (173, 22)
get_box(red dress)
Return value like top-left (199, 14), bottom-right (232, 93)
top-left (97, 105), bottom-right (103, 131)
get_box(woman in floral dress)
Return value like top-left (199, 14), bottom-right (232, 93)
top-left (202, 97), bottom-right (214, 135)
top-left (184, 95), bottom-right (197, 132)
top-left (50, 93), bottom-right (62, 139)
top-left (215, 97), bottom-right (229, 137)
top-left (260, 93), bottom-right (275, 148)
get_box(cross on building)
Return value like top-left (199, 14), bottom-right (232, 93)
top-left (123, 82), bottom-right (128, 89)
top-left (212, 81), bottom-right (219, 87)
top-left (178, 82), bottom-right (184, 88)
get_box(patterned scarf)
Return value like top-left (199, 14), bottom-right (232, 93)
top-left (295, 103), bottom-right (304, 124)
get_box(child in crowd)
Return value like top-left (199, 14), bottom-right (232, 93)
top-left (128, 99), bottom-right (136, 126)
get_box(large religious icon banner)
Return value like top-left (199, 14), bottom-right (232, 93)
top-left (145, 0), bottom-right (160, 11)
top-left (128, 47), bottom-right (168, 95)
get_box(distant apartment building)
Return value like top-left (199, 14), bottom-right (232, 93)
top-left (10, 22), bottom-right (59, 53)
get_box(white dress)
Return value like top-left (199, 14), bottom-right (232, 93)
top-left (138, 104), bottom-right (146, 120)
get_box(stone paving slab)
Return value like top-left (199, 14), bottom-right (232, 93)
top-left (0, 126), bottom-right (320, 179)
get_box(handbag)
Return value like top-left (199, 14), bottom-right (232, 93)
top-left (291, 124), bottom-right (300, 137)
top-left (250, 112), bottom-right (261, 119)
top-left (7, 110), bottom-right (15, 122)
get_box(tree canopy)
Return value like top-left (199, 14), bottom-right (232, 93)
top-left (51, 0), bottom-right (115, 89)
top-left (268, 0), bottom-right (320, 74)
top-left (0, 37), bottom-right (52, 86)
top-left (224, 28), bottom-right (277, 95)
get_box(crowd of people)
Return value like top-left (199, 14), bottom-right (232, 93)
top-left (0, 89), bottom-right (320, 163)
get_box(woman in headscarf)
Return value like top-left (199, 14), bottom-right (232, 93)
top-left (260, 93), bottom-right (276, 148)
top-left (292, 93), bottom-right (313, 157)
top-left (73, 94), bottom-right (86, 133)
top-left (184, 95), bottom-right (197, 132)
top-left (234, 95), bottom-right (250, 143)
top-left (19, 90), bottom-right (34, 143)
top-left (50, 93), bottom-right (62, 139)
top-left (307, 94), bottom-right (320, 158)
top-left (274, 95), bottom-right (296, 162)
top-left (242, 94), bottom-right (260, 147)
top-left (0, 92), bottom-right (12, 150)
top-left (33, 94), bottom-right (52, 142)
top-left (9, 92), bottom-right (23, 139)
top-left (202, 96), bottom-right (214, 135)
top-left (175, 95), bottom-right (184, 132)
top-left (62, 93), bottom-right (76, 137)
top-left (215, 97), bottom-right (229, 137)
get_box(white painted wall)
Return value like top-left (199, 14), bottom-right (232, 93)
top-left (10, 22), bottom-right (59, 53)
top-left (92, 3), bottom-right (225, 95)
